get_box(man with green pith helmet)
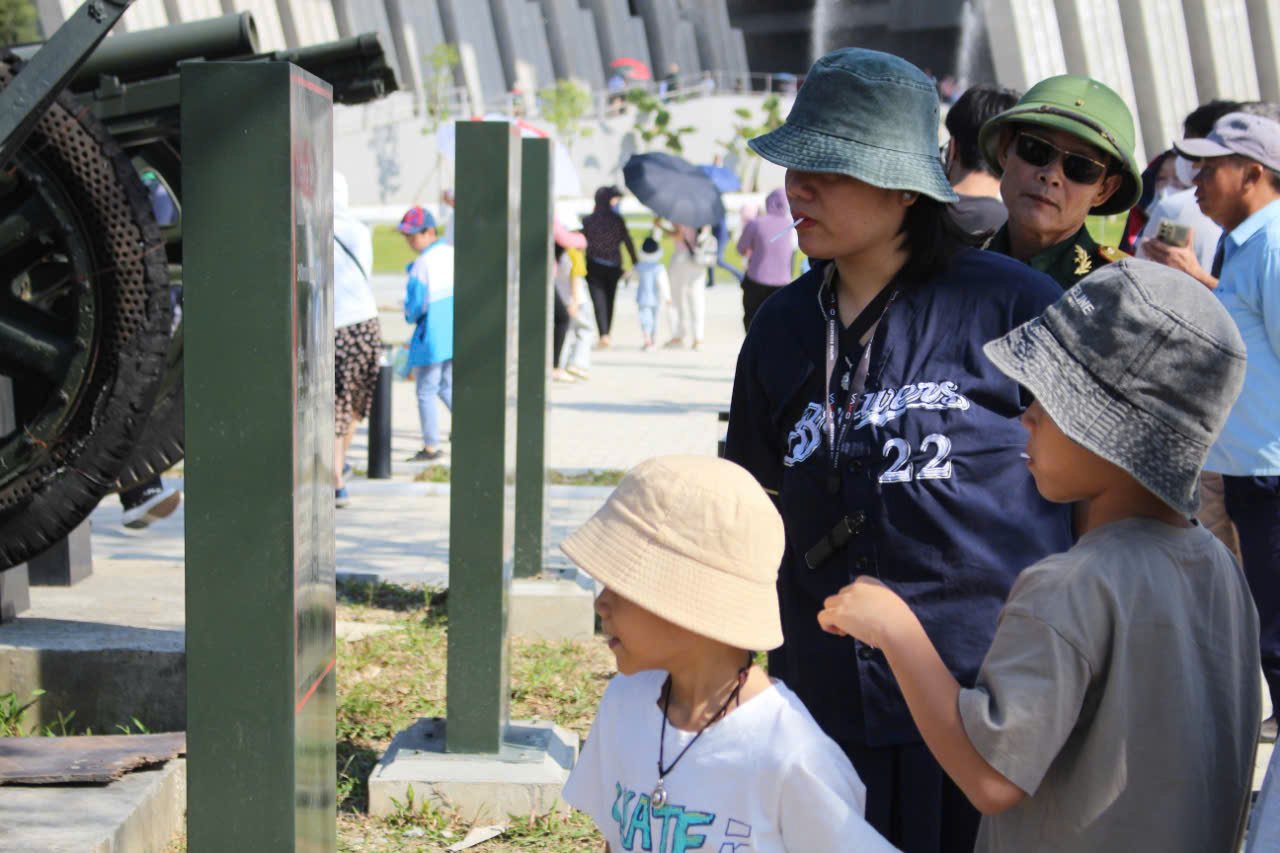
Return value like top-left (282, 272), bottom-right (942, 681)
top-left (980, 75), bottom-right (1142, 288)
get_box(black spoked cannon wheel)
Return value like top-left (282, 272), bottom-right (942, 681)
top-left (0, 53), bottom-right (172, 569)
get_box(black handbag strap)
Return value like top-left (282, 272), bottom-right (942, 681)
top-left (335, 235), bottom-right (369, 282)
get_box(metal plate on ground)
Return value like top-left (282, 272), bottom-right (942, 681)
top-left (392, 718), bottom-right (554, 765)
top-left (0, 732), bottom-right (185, 785)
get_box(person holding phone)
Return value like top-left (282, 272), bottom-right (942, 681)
top-left (1140, 101), bottom-right (1248, 286)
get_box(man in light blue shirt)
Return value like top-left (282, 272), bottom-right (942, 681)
top-left (1177, 112), bottom-right (1280, 741)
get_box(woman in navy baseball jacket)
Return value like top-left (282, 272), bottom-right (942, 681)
top-left (725, 49), bottom-right (1074, 853)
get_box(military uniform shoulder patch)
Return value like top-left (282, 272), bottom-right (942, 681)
top-left (1098, 244), bottom-right (1129, 264)
top-left (1072, 244), bottom-right (1093, 276)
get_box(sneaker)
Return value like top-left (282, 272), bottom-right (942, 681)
top-left (406, 447), bottom-right (444, 462)
top-left (566, 366), bottom-right (590, 380)
top-left (335, 487), bottom-right (351, 508)
top-left (121, 486), bottom-right (182, 530)
top-left (1263, 716), bottom-right (1278, 744)
top-left (663, 337), bottom-right (685, 349)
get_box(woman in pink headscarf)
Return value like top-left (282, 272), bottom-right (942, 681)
top-left (736, 188), bottom-right (798, 331)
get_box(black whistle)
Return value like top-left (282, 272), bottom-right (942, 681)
top-left (804, 513), bottom-right (863, 570)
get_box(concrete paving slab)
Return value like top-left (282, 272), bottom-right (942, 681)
top-left (0, 758), bottom-right (186, 853)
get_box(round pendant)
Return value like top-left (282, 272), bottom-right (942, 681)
top-left (651, 778), bottom-right (667, 809)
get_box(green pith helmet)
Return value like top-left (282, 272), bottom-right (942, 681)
top-left (978, 74), bottom-right (1142, 216)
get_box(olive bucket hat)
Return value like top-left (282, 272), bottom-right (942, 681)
top-left (748, 48), bottom-right (958, 203)
top-left (978, 74), bottom-right (1142, 215)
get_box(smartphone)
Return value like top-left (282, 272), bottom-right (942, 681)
top-left (1156, 219), bottom-right (1191, 247)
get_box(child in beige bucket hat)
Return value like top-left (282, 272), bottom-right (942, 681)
top-left (560, 456), bottom-right (895, 851)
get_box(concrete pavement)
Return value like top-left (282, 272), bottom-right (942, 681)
top-left (366, 272), bottom-right (742, 471)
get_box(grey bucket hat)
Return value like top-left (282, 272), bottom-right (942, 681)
top-left (983, 259), bottom-right (1246, 515)
top-left (749, 48), bottom-right (958, 203)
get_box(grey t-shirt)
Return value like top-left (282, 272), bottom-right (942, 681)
top-left (959, 518), bottom-right (1260, 853)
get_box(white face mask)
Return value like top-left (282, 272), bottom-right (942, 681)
top-left (1174, 155), bottom-right (1197, 188)
top-left (1151, 183), bottom-right (1179, 206)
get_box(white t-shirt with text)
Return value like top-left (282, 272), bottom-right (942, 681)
top-left (563, 669), bottom-right (897, 852)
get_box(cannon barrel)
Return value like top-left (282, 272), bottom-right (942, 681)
top-left (269, 33), bottom-right (398, 104)
top-left (11, 13), bottom-right (260, 89)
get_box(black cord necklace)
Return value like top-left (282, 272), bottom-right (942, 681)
top-left (652, 659), bottom-right (751, 809)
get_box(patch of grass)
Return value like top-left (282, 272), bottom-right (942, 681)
top-left (411, 465), bottom-right (623, 487)
top-left (548, 469), bottom-right (624, 487)
top-left (0, 689), bottom-right (44, 736)
top-left (373, 225), bottom-right (417, 274)
top-left (412, 464), bottom-right (451, 483)
top-left (338, 579), bottom-right (447, 613)
top-left (1086, 213), bottom-right (1126, 248)
top-left (332, 590), bottom-right (614, 851)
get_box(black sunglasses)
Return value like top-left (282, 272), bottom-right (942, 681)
top-left (1013, 132), bottom-right (1109, 184)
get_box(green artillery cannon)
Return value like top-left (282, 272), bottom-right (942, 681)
top-left (0, 7), bottom-right (398, 570)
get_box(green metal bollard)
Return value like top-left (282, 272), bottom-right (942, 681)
top-left (183, 61), bottom-right (337, 851)
top-left (446, 122), bottom-right (522, 754)
top-left (514, 137), bottom-right (552, 579)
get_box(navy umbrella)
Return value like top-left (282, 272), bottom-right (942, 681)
top-left (623, 152), bottom-right (726, 228)
top-left (700, 163), bottom-right (741, 193)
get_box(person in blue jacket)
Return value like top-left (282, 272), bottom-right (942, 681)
top-left (724, 49), bottom-right (1074, 853)
top-left (399, 205), bottom-right (454, 462)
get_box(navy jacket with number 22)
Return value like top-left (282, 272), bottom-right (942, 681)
top-left (725, 247), bottom-right (1074, 748)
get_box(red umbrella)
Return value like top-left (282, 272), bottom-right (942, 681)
top-left (610, 57), bottom-right (652, 81)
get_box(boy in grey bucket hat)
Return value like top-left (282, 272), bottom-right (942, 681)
top-left (818, 259), bottom-right (1261, 851)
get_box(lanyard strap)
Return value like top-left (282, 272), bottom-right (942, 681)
top-left (822, 281), bottom-right (895, 466)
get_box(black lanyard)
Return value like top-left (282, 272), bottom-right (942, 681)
top-left (822, 278), bottom-right (896, 469)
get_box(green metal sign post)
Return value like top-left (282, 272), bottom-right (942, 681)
top-left (446, 122), bottom-right (522, 754)
top-left (514, 137), bottom-right (552, 580)
top-left (183, 61), bottom-right (336, 851)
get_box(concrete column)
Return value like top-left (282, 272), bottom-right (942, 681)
top-left (1117, 0), bottom-right (1198, 165)
top-left (490, 0), bottom-right (556, 92)
top-left (1183, 0), bottom-right (1260, 101)
top-left (33, 0), bottom-right (69, 35)
top-left (382, 0), bottom-right (425, 94)
top-left (438, 0), bottom-right (509, 113)
top-left (674, 19), bottom-right (702, 76)
top-left (677, 0), bottom-right (736, 75)
top-left (1249, 0), bottom-right (1280, 102)
top-left (574, 6), bottom-right (606, 89)
top-left (985, 0), bottom-right (1067, 90)
top-left (636, 0), bottom-right (681, 80)
top-left (182, 0), bottom-right (226, 21)
top-left (1054, 0), bottom-right (1146, 161)
top-left (221, 0), bottom-right (289, 49)
top-left (275, 0), bottom-right (339, 48)
top-left (118, 0), bottom-right (170, 32)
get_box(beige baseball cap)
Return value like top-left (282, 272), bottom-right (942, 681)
top-left (560, 456), bottom-right (786, 651)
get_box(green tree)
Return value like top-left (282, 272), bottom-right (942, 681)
top-left (537, 78), bottom-right (593, 151)
top-left (0, 0), bottom-right (38, 47)
top-left (625, 88), bottom-right (695, 155)
top-left (421, 43), bottom-right (461, 134)
top-left (717, 94), bottom-right (784, 190)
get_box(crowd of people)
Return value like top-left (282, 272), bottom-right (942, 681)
top-left (325, 41), bottom-right (1280, 853)
top-left (554, 46), bottom-right (1280, 853)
